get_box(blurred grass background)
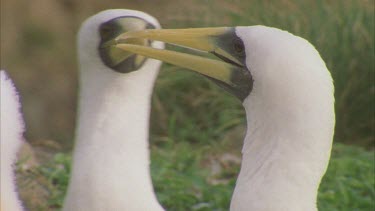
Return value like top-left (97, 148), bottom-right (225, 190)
top-left (1, 0), bottom-right (374, 210)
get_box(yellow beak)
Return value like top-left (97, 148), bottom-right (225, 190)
top-left (115, 27), bottom-right (253, 100)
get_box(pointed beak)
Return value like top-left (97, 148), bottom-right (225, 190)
top-left (115, 27), bottom-right (253, 101)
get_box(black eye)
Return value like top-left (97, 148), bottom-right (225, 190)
top-left (233, 38), bottom-right (244, 53)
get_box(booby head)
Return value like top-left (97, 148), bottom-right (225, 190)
top-left (77, 9), bottom-right (164, 77)
top-left (112, 26), bottom-right (335, 210)
top-left (75, 9), bottom-right (165, 124)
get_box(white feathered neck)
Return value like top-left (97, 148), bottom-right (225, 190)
top-left (230, 26), bottom-right (335, 211)
top-left (63, 10), bottom-right (164, 211)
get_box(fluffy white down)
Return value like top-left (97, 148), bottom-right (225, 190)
top-left (230, 26), bottom-right (335, 211)
top-left (63, 10), bottom-right (164, 211)
top-left (1, 70), bottom-right (24, 211)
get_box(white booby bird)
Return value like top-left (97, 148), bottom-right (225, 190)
top-left (63, 9), bottom-right (164, 211)
top-left (1, 71), bottom-right (25, 211)
top-left (114, 26), bottom-right (335, 210)
top-left (0, 9), bottom-right (165, 211)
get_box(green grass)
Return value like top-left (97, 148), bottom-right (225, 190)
top-left (41, 143), bottom-right (374, 210)
top-left (318, 144), bottom-right (375, 211)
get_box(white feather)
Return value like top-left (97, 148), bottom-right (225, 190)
top-left (1, 70), bottom-right (24, 211)
top-left (63, 9), bottom-right (165, 211)
top-left (230, 26), bottom-right (335, 211)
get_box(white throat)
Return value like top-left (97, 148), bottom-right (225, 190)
top-left (230, 26), bottom-right (335, 211)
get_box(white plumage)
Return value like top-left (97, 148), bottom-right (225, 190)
top-left (1, 71), bottom-right (25, 211)
top-left (231, 26), bottom-right (334, 211)
top-left (63, 9), bottom-right (164, 211)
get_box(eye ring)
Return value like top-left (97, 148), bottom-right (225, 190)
top-left (233, 38), bottom-right (244, 53)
